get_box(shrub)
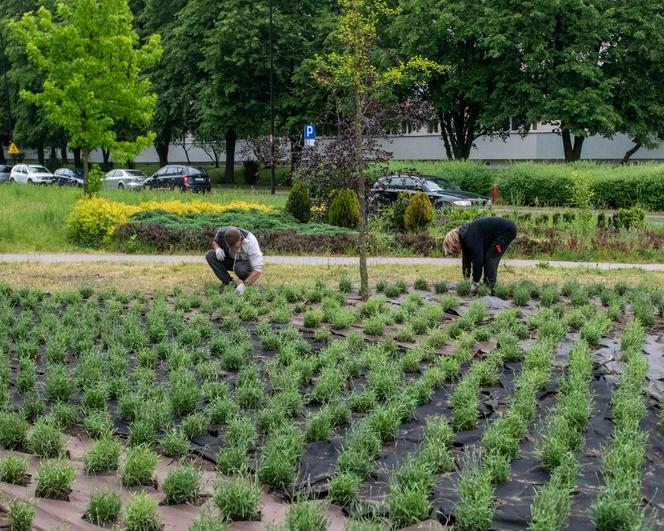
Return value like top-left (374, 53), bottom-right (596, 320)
top-left (163, 462), bottom-right (201, 504)
top-left (286, 181), bottom-right (312, 222)
top-left (6, 499), bottom-right (35, 531)
top-left (86, 488), bottom-right (122, 525)
top-left (124, 491), bottom-right (161, 531)
top-left (87, 165), bottom-right (104, 196)
top-left (67, 197), bottom-right (140, 246)
top-left (242, 160), bottom-right (260, 186)
top-left (390, 192), bottom-right (411, 232)
top-left (36, 459), bottom-right (76, 499)
top-left (404, 192), bottom-right (433, 233)
top-left (328, 188), bottom-right (360, 228)
top-left (613, 206), bottom-right (645, 230)
top-left (214, 476), bottom-right (261, 521)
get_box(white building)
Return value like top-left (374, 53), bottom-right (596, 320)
top-left (10, 122), bottom-right (664, 165)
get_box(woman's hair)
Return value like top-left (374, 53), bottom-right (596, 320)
top-left (225, 228), bottom-right (243, 247)
top-left (443, 228), bottom-right (461, 256)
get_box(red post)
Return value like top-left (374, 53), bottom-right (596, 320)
top-left (492, 184), bottom-right (498, 204)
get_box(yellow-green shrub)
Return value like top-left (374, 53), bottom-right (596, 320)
top-left (404, 192), bottom-right (433, 233)
top-left (67, 197), bottom-right (274, 247)
top-left (67, 198), bottom-right (140, 246)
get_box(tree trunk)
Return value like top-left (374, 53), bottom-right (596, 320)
top-left (0, 143), bottom-right (5, 165)
top-left (60, 144), bottom-right (68, 165)
top-left (290, 139), bottom-right (303, 172)
top-left (622, 142), bottom-right (641, 164)
top-left (437, 107), bottom-right (477, 160)
top-left (101, 148), bottom-right (111, 171)
top-left (353, 44), bottom-right (369, 300)
top-left (73, 147), bottom-right (81, 168)
top-left (225, 128), bottom-right (237, 184)
top-left (82, 148), bottom-right (90, 196)
top-left (36, 143), bottom-right (45, 165)
top-left (155, 125), bottom-right (171, 167)
top-left (561, 128), bottom-right (585, 162)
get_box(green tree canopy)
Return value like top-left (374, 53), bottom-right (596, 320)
top-left (12, 0), bottom-right (161, 192)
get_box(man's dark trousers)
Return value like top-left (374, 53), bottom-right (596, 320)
top-left (205, 250), bottom-right (251, 285)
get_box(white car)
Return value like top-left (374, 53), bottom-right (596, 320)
top-left (9, 164), bottom-right (55, 184)
top-left (103, 169), bottom-right (148, 190)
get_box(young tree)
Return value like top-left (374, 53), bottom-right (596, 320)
top-left (12, 0), bottom-right (161, 193)
top-left (315, 0), bottom-right (441, 298)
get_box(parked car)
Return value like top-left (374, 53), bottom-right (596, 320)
top-left (103, 169), bottom-right (148, 190)
top-left (54, 168), bottom-right (84, 187)
top-left (9, 164), bottom-right (55, 184)
top-left (0, 165), bottom-right (11, 184)
top-left (144, 165), bottom-right (211, 193)
top-left (369, 174), bottom-right (490, 209)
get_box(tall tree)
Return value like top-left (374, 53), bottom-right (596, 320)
top-left (1, 0), bottom-right (59, 164)
top-left (605, 0), bottom-right (664, 162)
top-left (12, 0), bottom-right (161, 193)
top-left (139, 0), bottom-right (187, 166)
top-left (491, 0), bottom-right (620, 161)
top-left (394, 0), bottom-right (522, 160)
top-left (316, 0), bottom-right (440, 298)
top-left (200, 0), bottom-right (336, 184)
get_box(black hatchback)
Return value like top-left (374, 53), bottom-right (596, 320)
top-left (144, 165), bottom-right (212, 193)
top-left (369, 174), bottom-right (490, 209)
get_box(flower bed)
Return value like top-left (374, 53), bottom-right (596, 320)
top-left (66, 197), bottom-right (275, 247)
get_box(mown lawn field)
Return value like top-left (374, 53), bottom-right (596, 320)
top-left (0, 276), bottom-right (662, 529)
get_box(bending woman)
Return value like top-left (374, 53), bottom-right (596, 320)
top-left (443, 217), bottom-right (517, 295)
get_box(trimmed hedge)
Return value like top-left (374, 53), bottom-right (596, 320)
top-left (386, 160), bottom-right (664, 210)
top-left (497, 162), bottom-right (664, 210)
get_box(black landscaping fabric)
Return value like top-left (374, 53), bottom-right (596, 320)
top-left (4, 289), bottom-right (664, 531)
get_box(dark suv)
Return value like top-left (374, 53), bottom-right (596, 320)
top-left (144, 165), bottom-right (211, 193)
top-left (369, 174), bottom-right (490, 209)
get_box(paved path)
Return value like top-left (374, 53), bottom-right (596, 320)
top-left (0, 253), bottom-right (663, 271)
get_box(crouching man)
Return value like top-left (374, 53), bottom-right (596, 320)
top-left (205, 226), bottom-right (264, 295)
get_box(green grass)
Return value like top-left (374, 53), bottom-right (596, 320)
top-left (0, 184), bottom-right (287, 253)
top-left (214, 476), bottom-right (261, 521)
top-left (85, 488), bottom-right (122, 526)
top-left (84, 436), bottom-right (122, 473)
top-left (123, 491), bottom-right (161, 531)
top-left (0, 455), bottom-right (29, 485)
top-left (35, 458), bottom-right (76, 499)
top-left (6, 499), bottom-right (36, 531)
top-left (163, 461), bottom-right (201, 505)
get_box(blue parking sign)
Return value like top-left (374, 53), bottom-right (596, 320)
top-left (304, 124), bottom-right (316, 140)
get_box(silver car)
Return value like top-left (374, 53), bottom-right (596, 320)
top-left (0, 165), bottom-right (11, 184)
top-left (9, 164), bottom-right (55, 184)
top-left (103, 169), bottom-right (148, 190)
